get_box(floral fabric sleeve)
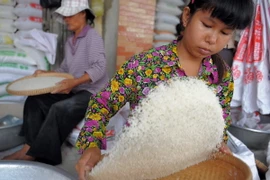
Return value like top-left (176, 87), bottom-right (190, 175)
top-left (76, 56), bottom-right (141, 153)
top-left (217, 68), bottom-right (234, 143)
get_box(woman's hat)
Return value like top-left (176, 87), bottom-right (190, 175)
top-left (54, 0), bottom-right (95, 23)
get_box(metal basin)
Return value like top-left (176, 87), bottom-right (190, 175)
top-left (0, 160), bottom-right (77, 180)
top-left (228, 124), bottom-right (270, 150)
top-left (0, 115), bottom-right (25, 151)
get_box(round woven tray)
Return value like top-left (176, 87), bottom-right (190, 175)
top-left (160, 153), bottom-right (252, 180)
top-left (6, 72), bottom-right (74, 96)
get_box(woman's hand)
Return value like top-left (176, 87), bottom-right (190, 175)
top-left (51, 79), bottom-right (76, 94)
top-left (33, 70), bottom-right (47, 76)
top-left (219, 142), bottom-right (232, 155)
top-left (76, 147), bottom-right (102, 180)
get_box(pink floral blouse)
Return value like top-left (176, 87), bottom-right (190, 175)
top-left (76, 40), bottom-right (234, 153)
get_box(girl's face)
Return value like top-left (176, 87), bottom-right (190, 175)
top-left (63, 12), bottom-right (86, 32)
top-left (182, 8), bottom-right (234, 58)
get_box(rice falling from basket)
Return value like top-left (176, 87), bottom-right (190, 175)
top-left (89, 77), bottom-right (225, 180)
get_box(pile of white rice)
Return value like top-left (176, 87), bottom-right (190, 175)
top-left (89, 78), bottom-right (225, 180)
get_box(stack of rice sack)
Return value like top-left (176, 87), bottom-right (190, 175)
top-left (0, 0), bottom-right (27, 103)
top-left (0, 0), bottom-right (43, 103)
top-left (89, 78), bottom-right (225, 180)
top-left (0, 48), bottom-right (38, 102)
top-left (13, 0), bottom-right (43, 32)
top-left (0, 0), bottom-right (16, 49)
top-left (153, 0), bottom-right (185, 47)
top-left (13, 0), bottom-right (52, 72)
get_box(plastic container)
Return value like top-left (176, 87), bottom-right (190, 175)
top-left (0, 115), bottom-right (25, 151)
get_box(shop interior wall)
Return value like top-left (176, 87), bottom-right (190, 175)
top-left (116, 0), bottom-right (156, 69)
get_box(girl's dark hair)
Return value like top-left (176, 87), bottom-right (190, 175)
top-left (176, 0), bottom-right (254, 84)
top-left (85, 10), bottom-right (95, 26)
top-left (188, 0), bottom-right (254, 30)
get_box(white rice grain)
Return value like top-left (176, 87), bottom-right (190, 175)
top-left (89, 77), bottom-right (225, 180)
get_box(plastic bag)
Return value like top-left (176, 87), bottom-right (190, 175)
top-left (227, 132), bottom-right (260, 180)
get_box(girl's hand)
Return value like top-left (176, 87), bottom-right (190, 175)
top-left (76, 147), bottom-right (102, 180)
top-left (51, 79), bottom-right (75, 94)
top-left (219, 142), bottom-right (232, 155)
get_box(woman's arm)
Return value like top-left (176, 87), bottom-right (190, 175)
top-left (51, 73), bottom-right (91, 94)
top-left (84, 30), bottom-right (107, 84)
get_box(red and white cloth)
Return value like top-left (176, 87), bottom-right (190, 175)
top-left (232, 0), bottom-right (270, 114)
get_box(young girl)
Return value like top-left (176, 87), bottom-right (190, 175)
top-left (76, 0), bottom-right (254, 179)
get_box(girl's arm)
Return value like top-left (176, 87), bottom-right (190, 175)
top-left (76, 56), bottom-right (139, 153)
top-left (218, 69), bottom-right (234, 143)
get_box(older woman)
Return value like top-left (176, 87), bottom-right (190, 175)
top-left (2, 0), bottom-right (108, 165)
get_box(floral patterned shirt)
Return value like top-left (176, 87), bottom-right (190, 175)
top-left (76, 40), bottom-right (234, 152)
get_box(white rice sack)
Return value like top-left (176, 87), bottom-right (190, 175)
top-left (0, 44), bottom-right (13, 48)
top-left (0, 73), bottom-right (24, 84)
top-left (154, 33), bottom-right (176, 41)
top-left (13, 43), bottom-right (50, 70)
top-left (16, 0), bottom-right (39, 4)
top-left (0, 19), bottom-right (16, 33)
top-left (155, 12), bottom-right (180, 25)
top-left (0, 48), bottom-right (36, 65)
top-left (0, 5), bottom-right (16, 19)
top-left (156, 2), bottom-right (182, 16)
top-left (0, 32), bottom-right (13, 45)
top-left (0, 32), bottom-right (14, 47)
top-left (14, 30), bottom-right (30, 38)
top-left (0, 62), bottom-right (37, 75)
top-left (158, 0), bottom-right (185, 6)
top-left (0, 83), bottom-right (8, 96)
top-left (13, 29), bottom-right (58, 65)
top-left (89, 78), bottom-right (225, 180)
top-left (155, 22), bottom-right (177, 34)
top-left (153, 42), bottom-right (170, 48)
top-left (14, 17), bottom-right (42, 31)
top-left (0, 95), bottom-right (26, 103)
top-left (0, 0), bottom-right (16, 6)
top-left (14, 3), bottom-right (42, 18)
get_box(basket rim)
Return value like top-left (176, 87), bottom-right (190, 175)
top-left (6, 72), bottom-right (74, 96)
top-left (159, 153), bottom-right (252, 180)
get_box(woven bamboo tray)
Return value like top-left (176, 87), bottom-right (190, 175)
top-left (160, 153), bottom-right (252, 180)
top-left (6, 72), bottom-right (74, 96)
